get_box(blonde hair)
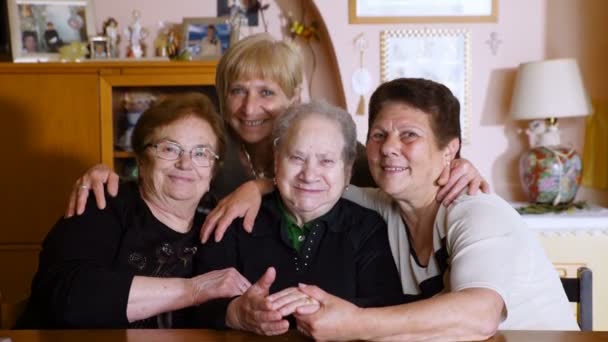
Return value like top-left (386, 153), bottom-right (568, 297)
top-left (215, 33), bottom-right (303, 117)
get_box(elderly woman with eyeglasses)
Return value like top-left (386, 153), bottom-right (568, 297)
top-left (16, 93), bottom-right (251, 329)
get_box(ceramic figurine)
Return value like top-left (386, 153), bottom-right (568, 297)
top-left (103, 17), bottom-right (120, 58)
top-left (125, 10), bottom-right (148, 58)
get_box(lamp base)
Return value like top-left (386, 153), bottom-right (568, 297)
top-left (519, 146), bottom-right (582, 205)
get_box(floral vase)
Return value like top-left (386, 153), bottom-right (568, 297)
top-left (519, 146), bottom-right (582, 204)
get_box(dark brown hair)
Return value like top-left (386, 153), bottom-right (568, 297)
top-left (131, 92), bottom-right (226, 174)
top-left (368, 78), bottom-right (461, 156)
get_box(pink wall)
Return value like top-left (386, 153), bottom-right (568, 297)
top-left (91, 0), bottom-right (606, 203)
top-left (315, 0), bottom-right (547, 201)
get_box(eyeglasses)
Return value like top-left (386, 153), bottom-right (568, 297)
top-left (146, 141), bottom-right (219, 167)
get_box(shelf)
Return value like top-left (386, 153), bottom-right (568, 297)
top-left (114, 151), bottom-right (135, 159)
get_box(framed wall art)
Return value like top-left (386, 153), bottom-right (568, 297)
top-left (181, 17), bottom-right (231, 60)
top-left (381, 28), bottom-right (472, 143)
top-left (349, 0), bottom-right (497, 24)
top-left (7, 0), bottom-right (95, 62)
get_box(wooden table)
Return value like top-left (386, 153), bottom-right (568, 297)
top-left (1, 329), bottom-right (607, 341)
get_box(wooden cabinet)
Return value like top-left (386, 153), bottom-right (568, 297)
top-left (0, 61), bottom-right (217, 304)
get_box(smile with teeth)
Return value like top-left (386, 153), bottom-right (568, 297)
top-left (242, 119), bottom-right (266, 126)
top-left (382, 166), bottom-right (409, 172)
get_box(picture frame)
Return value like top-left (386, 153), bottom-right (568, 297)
top-left (7, 0), bottom-right (95, 62)
top-left (381, 29), bottom-right (472, 143)
top-left (349, 0), bottom-right (497, 24)
top-left (181, 17), bottom-right (230, 60)
top-left (89, 35), bottom-right (108, 59)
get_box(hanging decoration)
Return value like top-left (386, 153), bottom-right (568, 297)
top-left (351, 33), bottom-right (371, 115)
top-left (285, 2), bottom-right (322, 96)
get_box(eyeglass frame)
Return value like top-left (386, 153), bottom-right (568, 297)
top-left (145, 140), bottom-right (220, 167)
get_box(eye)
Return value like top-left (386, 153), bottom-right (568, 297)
top-left (192, 147), bottom-right (208, 158)
top-left (288, 155), bottom-right (304, 163)
top-left (369, 131), bottom-right (386, 142)
top-left (400, 131), bottom-right (419, 140)
top-left (320, 159), bottom-right (335, 166)
top-left (260, 88), bottom-right (275, 97)
top-left (229, 86), bottom-right (246, 96)
top-left (161, 143), bottom-right (180, 154)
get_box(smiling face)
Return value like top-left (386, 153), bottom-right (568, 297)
top-left (225, 78), bottom-right (297, 145)
top-left (139, 116), bottom-right (218, 204)
top-left (274, 115), bottom-right (349, 225)
top-left (366, 102), bottom-right (455, 202)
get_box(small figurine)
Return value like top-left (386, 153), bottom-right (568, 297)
top-left (103, 17), bottom-right (120, 58)
top-left (525, 119), bottom-right (561, 148)
top-left (154, 21), bottom-right (181, 59)
top-left (117, 91), bottom-right (157, 151)
top-left (125, 10), bottom-right (149, 58)
top-left (59, 41), bottom-right (88, 62)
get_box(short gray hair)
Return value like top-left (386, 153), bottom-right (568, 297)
top-left (272, 100), bottom-right (358, 167)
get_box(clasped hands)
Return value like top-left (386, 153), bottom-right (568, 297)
top-left (225, 267), bottom-right (321, 336)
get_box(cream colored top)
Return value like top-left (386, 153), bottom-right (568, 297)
top-left (344, 187), bottom-right (579, 330)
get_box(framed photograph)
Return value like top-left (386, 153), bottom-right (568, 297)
top-left (181, 17), bottom-right (230, 60)
top-left (7, 0), bottom-right (95, 62)
top-left (349, 0), bottom-right (497, 24)
top-left (89, 36), bottom-right (108, 59)
top-left (217, 0), bottom-right (258, 27)
top-left (381, 29), bottom-right (472, 143)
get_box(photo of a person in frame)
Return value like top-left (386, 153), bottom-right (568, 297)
top-left (185, 22), bottom-right (230, 59)
top-left (22, 30), bottom-right (39, 53)
top-left (200, 25), bottom-right (221, 57)
top-left (44, 22), bottom-right (63, 52)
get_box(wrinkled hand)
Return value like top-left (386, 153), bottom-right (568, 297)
top-left (65, 164), bottom-right (119, 217)
top-left (436, 158), bottom-right (490, 206)
top-left (190, 267), bottom-right (251, 305)
top-left (267, 286), bottom-right (320, 317)
top-left (226, 267), bottom-right (289, 336)
top-left (201, 179), bottom-right (271, 243)
top-left (294, 284), bottom-right (362, 341)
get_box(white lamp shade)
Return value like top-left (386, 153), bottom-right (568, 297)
top-left (510, 58), bottom-right (593, 120)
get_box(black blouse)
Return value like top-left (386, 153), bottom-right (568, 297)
top-left (16, 181), bottom-right (202, 329)
top-left (193, 191), bottom-right (403, 329)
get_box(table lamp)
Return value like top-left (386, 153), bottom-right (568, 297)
top-left (510, 58), bottom-right (592, 205)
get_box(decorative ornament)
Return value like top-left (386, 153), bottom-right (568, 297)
top-left (351, 33), bottom-right (371, 115)
top-left (288, 18), bottom-right (320, 42)
top-left (485, 31), bottom-right (502, 56)
top-left (59, 41), bottom-right (88, 62)
top-left (247, 0), bottom-right (270, 32)
top-left (103, 17), bottom-right (120, 58)
top-left (154, 21), bottom-right (181, 59)
top-left (284, 6), bottom-right (321, 97)
top-left (125, 10), bottom-right (149, 58)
